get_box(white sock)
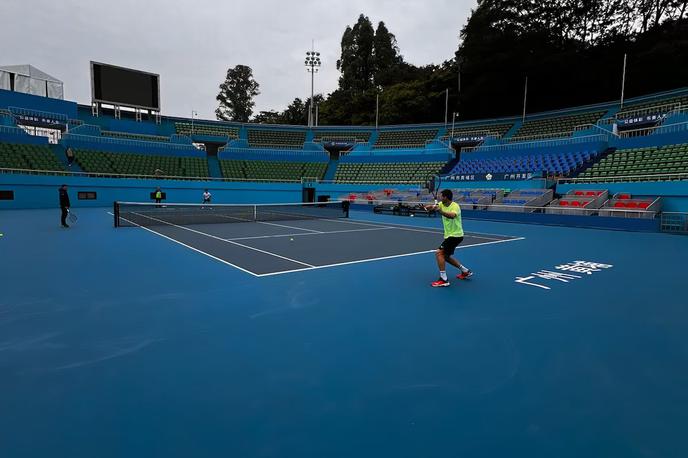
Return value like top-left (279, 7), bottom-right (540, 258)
top-left (459, 264), bottom-right (469, 273)
top-left (440, 271), bottom-right (448, 281)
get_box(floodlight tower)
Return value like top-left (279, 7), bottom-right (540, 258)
top-left (305, 46), bottom-right (321, 127)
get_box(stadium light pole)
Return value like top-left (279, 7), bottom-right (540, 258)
top-left (522, 76), bottom-right (528, 122)
top-left (444, 89), bottom-right (449, 125)
top-left (451, 112), bottom-right (458, 139)
top-left (375, 92), bottom-right (380, 130)
top-left (620, 53), bottom-right (627, 109)
top-left (191, 110), bottom-right (198, 135)
top-left (305, 46), bottom-right (321, 128)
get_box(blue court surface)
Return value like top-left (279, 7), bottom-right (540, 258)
top-left (1, 207), bottom-right (688, 458)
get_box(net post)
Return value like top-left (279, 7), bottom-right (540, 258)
top-left (113, 201), bottom-right (120, 227)
top-left (253, 205), bottom-right (257, 221)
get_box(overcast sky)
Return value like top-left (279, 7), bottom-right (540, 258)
top-left (1, 0), bottom-right (473, 120)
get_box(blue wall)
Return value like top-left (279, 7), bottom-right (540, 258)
top-left (0, 89), bottom-right (78, 119)
top-left (0, 174), bottom-right (304, 209)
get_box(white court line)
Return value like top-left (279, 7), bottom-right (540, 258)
top-left (322, 217), bottom-right (514, 241)
top-left (226, 226), bottom-right (395, 241)
top-left (255, 236), bottom-right (526, 277)
top-left (108, 212), bottom-right (260, 276)
top-left (110, 211), bottom-right (525, 277)
top-left (215, 213), bottom-right (323, 233)
top-left (129, 212), bottom-right (316, 268)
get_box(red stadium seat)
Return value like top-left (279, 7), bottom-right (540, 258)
top-left (618, 193), bottom-right (631, 199)
top-left (571, 201), bottom-right (581, 207)
top-left (638, 202), bottom-right (650, 209)
top-left (626, 202), bottom-right (638, 208)
top-left (586, 191), bottom-right (596, 196)
top-left (575, 191), bottom-right (584, 196)
top-left (559, 200), bottom-right (569, 206)
top-left (614, 202), bottom-right (625, 208)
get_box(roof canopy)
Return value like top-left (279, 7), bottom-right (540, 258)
top-left (0, 64), bottom-right (63, 99)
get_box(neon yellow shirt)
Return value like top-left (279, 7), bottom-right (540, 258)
top-left (439, 201), bottom-right (464, 238)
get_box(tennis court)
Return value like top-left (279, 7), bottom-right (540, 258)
top-left (2, 206), bottom-right (688, 458)
top-left (113, 201), bottom-right (522, 276)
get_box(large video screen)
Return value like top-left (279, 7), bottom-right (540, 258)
top-left (91, 62), bottom-right (160, 110)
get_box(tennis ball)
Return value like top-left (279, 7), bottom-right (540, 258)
top-left (290, 238), bottom-right (294, 241)
top-left (410, 214), bottom-right (414, 217)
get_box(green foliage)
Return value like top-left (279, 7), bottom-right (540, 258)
top-left (215, 65), bottom-right (260, 122)
top-left (258, 6), bottom-right (688, 126)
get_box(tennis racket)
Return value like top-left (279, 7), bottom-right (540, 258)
top-left (425, 173), bottom-right (442, 203)
top-left (67, 209), bottom-right (78, 224)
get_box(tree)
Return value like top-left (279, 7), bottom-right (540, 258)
top-left (280, 98), bottom-right (307, 125)
top-left (215, 65), bottom-right (260, 122)
top-left (373, 21), bottom-right (403, 86)
top-left (336, 14), bottom-right (376, 91)
top-left (252, 110), bottom-right (281, 124)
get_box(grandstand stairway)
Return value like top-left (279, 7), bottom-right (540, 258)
top-left (51, 144), bottom-right (83, 172)
top-left (207, 155), bottom-right (222, 178)
top-left (440, 156), bottom-right (460, 175)
top-left (323, 158), bottom-right (339, 181)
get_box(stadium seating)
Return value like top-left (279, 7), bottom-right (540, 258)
top-left (75, 149), bottom-right (208, 177)
top-left (175, 122), bottom-right (240, 138)
top-left (102, 131), bottom-right (170, 142)
top-left (578, 143), bottom-right (688, 181)
top-left (312, 130), bottom-right (372, 143)
top-left (617, 95), bottom-right (688, 119)
top-left (513, 111), bottom-right (606, 139)
top-left (219, 159), bottom-right (326, 180)
top-left (443, 122), bottom-right (514, 139)
top-left (0, 142), bottom-right (65, 171)
top-left (247, 130), bottom-right (306, 149)
top-left (334, 161), bottom-right (445, 182)
top-left (373, 129), bottom-right (439, 148)
top-left (450, 150), bottom-right (597, 176)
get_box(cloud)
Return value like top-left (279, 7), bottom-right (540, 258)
top-left (0, 0), bottom-right (472, 120)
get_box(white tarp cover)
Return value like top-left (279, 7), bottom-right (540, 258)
top-left (0, 64), bottom-right (63, 99)
top-left (0, 70), bottom-right (9, 90)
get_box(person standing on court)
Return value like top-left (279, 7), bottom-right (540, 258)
top-left (202, 189), bottom-right (212, 204)
top-left (59, 184), bottom-right (70, 228)
top-left (425, 189), bottom-right (473, 287)
top-left (154, 187), bottom-right (163, 205)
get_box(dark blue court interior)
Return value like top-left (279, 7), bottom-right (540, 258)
top-left (1, 208), bottom-right (688, 458)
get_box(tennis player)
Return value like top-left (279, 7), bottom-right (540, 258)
top-left (202, 189), bottom-right (212, 204)
top-left (58, 184), bottom-right (70, 228)
top-left (426, 189), bottom-right (473, 287)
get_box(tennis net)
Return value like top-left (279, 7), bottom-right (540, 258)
top-left (113, 201), bottom-right (349, 227)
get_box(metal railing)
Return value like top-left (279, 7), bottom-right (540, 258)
top-left (464, 134), bottom-right (608, 153)
top-left (509, 130), bottom-right (575, 142)
top-left (442, 129), bottom-right (501, 139)
top-left (0, 167), bottom-right (304, 183)
top-left (62, 133), bottom-right (201, 151)
top-left (8, 106), bottom-right (68, 123)
top-left (617, 102), bottom-right (683, 119)
top-left (319, 179), bottom-right (425, 185)
top-left (357, 198), bottom-right (660, 219)
top-left (619, 120), bottom-right (688, 138)
top-left (574, 123), bottom-right (619, 137)
top-left (660, 212), bottom-right (688, 234)
top-left (102, 130), bottom-right (171, 142)
top-left (219, 146), bottom-right (329, 157)
top-left (558, 172), bottom-right (688, 184)
top-left (0, 125), bottom-right (32, 136)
